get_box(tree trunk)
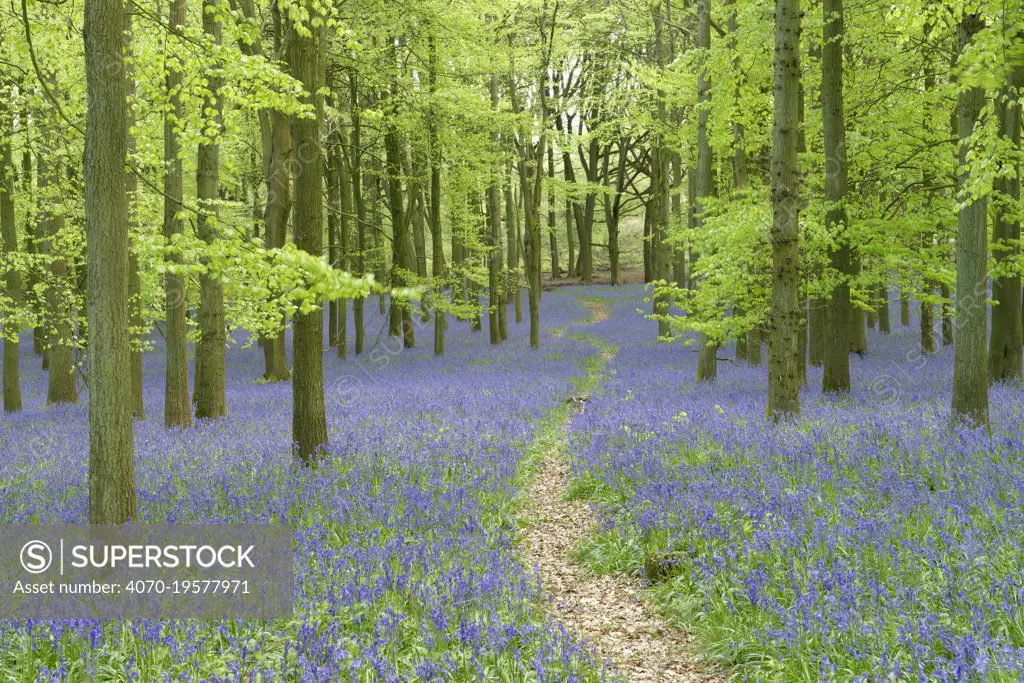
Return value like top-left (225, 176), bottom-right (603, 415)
top-left (671, 153), bottom-right (684, 285)
top-left (84, 0), bottom-right (136, 523)
top-left (289, 6), bottom-right (328, 463)
top-left (554, 114), bottom-right (588, 280)
top-left (988, 64), bottom-right (1023, 382)
top-left (383, 111), bottom-right (415, 348)
top-left (878, 283), bottom-right (890, 334)
top-left (488, 77), bottom-right (503, 344)
top-left (373, 177), bottom-right (386, 315)
top-left (950, 12), bottom-right (989, 426)
top-left (38, 110), bottom-right (77, 405)
top-left (385, 140), bottom-right (407, 341)
top-left (328, 151), bottom-right (338, 353)
top-left (821, 0), bottom-right (851, 394)
top-left (643, 201), bottom-right (652, 282)
top-left (260, 4), bottom-right (291, 382)
top-left (694, 0), bottom-right (717, 381)
top-left (730, 0), bottom-right (754, 363)
top-left (565, 194), bottom-right (575, 280)
top-left (411, 181), bottom-right (427, 280)
top-left (428, 38), bottom-right (444, 355)
top-left (766, 0), bottom-right (802, 417)
top-left (125, 11), bottom-right (144, 420)
top-left (327, 123), bottom-right (347, 355)
top-left (941, 282), bottom-right (953, 345)
top-left (0, 87), bottom-right (21, 412)
top-left (579, 139), bottom-right (597, 283)
top-left (18, 111), bottom-right (42, 361)
top-left (652, 5), bottom-right (672, 340)
top-left (547, 146), bottom-right (560, 279)
top-left (163, 0), bottom-right (192, 427)
top-left (508, 72), bottom-right (544, 348)
top-left (809, 298), bottom-right (825, 365)
top-left (194, 0), bottom-right (227, 420)
top-left (505, 179), bottom-right (519, 315)
top-left (336, 130), bottom-right (351, 358)
top-left (849, 278), bottom-right (867, 355)
top-left (900, 289), bottom-right (910, 325)
top-left (607, 139), bottom-right (628, 286)
top-left (748, 327), bottom-right (762, 366)
top-left (735, 306), bottom-right (748, 361)
top-left (921, 284), bottom-right (935, 354)
top-left (515, 190), bottom-right (524, 324)
top-left (349, 70), bottom-right (366, 355)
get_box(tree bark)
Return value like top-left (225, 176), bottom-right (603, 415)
top-left (384, 123), bottom-right (412, 346)
top-left (508, 71), bottom-right (544, 348)
top-left (349, 70), bottom-right (366, 355)
top-left (163, 0), bottom-right (192, 428)
top-left (877, 282), bottom-right (890, 333)
top-left (18, 110), bottom-right (41, 360)
top-left (427, 38), bottom-right (444, 355)
top-left (921, 282), bottom-right (935, 354)
top-left (766, 0), bottom-right (802, 418)
top-left (505, 178), bottom-right (520, 318)
top-left (488, 76), bottom-right (503, 345)
top-left (84, 0), bottom-right (136, 522)
top-left (125, 10), bottom-right (144, 420)
top-left (988, 63), bottom-right (1023, 381)
top-left (809, 298), bottom-right (825, 365)
top-left (821, 0), bottom-right (851, 394)
top-left (748, 326), bottom-right (762, 365)
top-left (194, 0), bottom-right (227, 420)
top-left (735, 306), bottom-right (748, 361)
top-left (652, 5), bottom-right (672, 340)
top-left (335, 130), bottom-right (351, 358)
top-left (38, 105), bottom-right (77, 405)
top-left (694, 0), bottom-right (718, 381)
top-left (606, 139), bottom-right (628, 286)
top-left (941, 281), bottom-right (953, 345)
top-left (0, 86), bottom-right (21, 412)
top-left (565, 194), bottom-right (575, 281)
top-left (289, 5), bottom-right (328, 463)
top-left (259, 4), bottom-right (291, 381)
top-left (547, 146), bottom-right (560, 279)
top-left (950, 12), bottom-right (989, 426)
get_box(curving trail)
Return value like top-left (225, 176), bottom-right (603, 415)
top-left (521, 296), bottom-right (724, 683)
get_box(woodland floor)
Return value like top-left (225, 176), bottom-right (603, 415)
top-left (520, 298), bottom-right (725, 683)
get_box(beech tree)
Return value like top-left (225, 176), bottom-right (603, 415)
top-left (289, 2), bottom-right (328, 464)
top-left (83, 0), bottom-right (135, 523)
top-left (951, 11), bottom-right (989, 427)
top-left (0, 84), bottom-right (20, 413)
top-left (767, 0), bottom-right (801, 418)
top-left (821, 0), bottom-right (850, 394)
top-left (194, 0), bottom-right (227, 420)
top-left (163, 0), bottom-right (191, 429)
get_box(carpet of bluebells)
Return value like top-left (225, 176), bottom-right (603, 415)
top-left (567, 285), bottom-right (1024, 682)
top-left (0, 291), bottom-right (607, 682)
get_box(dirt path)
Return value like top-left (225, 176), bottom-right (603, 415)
top-left (521, 297), bottom-right (724, 683)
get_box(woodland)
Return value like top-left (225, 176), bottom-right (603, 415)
top-left (0, 0), bottom-right (1023, 680)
